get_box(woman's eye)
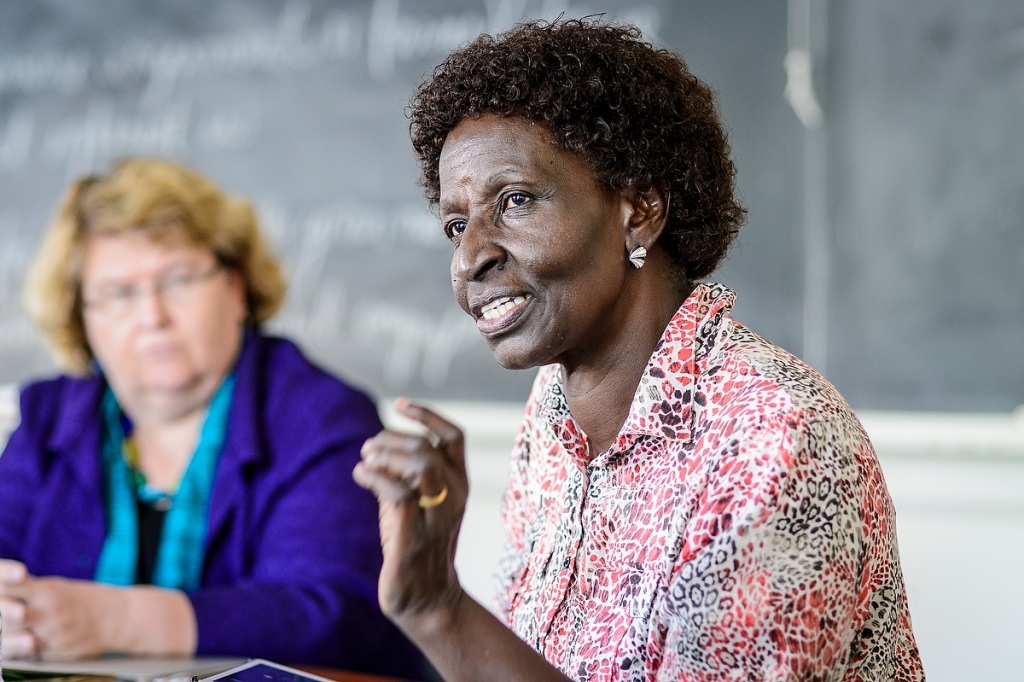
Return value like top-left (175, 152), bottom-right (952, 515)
top-left (502, 192), bottom-right (530, 211)
top-left (104, 286), bottom-right (135, 304)
top-left (443, 219), bottom-right (467, 240)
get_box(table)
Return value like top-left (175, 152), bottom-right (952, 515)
top-left (294, 665), bottom-right (418, 682)
top-left (6, 657), bottom-right (419, 682)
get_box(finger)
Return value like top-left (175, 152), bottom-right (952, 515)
top-left (0, 596), bottom-right (28, 625)
top-left (363, 428), bottom-right (437, 457)
top-left (393, 398), bottom-right (466, 467)
top-left (0, 579), bottom-right (32, 602)
top-left (353, 460), bottom-right (418, 506)
top-left (0, 559), bottom-right (28, 583)
top-left (3, 629), bottom-right (40, 660)
top-left (360, 432), bottom-right (447, 494)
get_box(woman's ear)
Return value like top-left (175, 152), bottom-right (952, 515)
top-left (225, 268), bottom-right (249, 326)
top-left (623, 186), bottom-right (670, 247)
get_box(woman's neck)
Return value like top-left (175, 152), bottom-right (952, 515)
top-left (129, 411), bottom-right (206, 491)
top-left (563, 277), bottom-right (693, 456)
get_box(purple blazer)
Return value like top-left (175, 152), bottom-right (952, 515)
top-left (0, 331), bottom-right (428, 679)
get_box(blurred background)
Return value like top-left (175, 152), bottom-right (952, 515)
top-left (1, 1), bottom-right (1022, 679)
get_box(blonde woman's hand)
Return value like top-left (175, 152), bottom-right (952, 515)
top-left (0, 560), bottom-right (124, 660)
top-left (0, 559), bottom-right (34, 659)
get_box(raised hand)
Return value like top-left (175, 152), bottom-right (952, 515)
top-left (353, 398), bottom-right (470, 624)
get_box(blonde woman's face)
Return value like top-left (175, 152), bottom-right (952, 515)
top-left (79, 229), bottom-right (247, 424)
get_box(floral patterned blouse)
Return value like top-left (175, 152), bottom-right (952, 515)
top-left (496, 283), bottom-right (924, 681)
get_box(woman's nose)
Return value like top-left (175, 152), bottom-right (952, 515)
top-left (133, 287), bottom-right (172, 327)
top-left (451, 218), bottom-right (505, 282)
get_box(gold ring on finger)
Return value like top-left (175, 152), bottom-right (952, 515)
top-left (418, 485), bottom-right (449, 509)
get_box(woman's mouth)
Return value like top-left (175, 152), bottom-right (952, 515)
top-left (481, 295), bottom-right (527, 321)
top-left (477, 295), bottom-right (529, 334)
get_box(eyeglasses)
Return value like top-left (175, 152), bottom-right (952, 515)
top-left (81, 264), bottom-right (224, 318)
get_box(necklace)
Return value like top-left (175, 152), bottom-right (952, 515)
top-left (122, 437), bottom-right (177, 510)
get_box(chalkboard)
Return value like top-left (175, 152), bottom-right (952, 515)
top-left (825, 0), bottom-right (1024, 411)
top-left (0, 0), bottom-right (1020, 411)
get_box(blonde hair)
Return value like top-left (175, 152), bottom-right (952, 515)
top-left (24, 156), bottom-right (286, 374)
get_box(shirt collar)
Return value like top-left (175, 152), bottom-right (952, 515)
top-left (620, 282), bottom-right (736, 444)
top-left (537, 282), bottom-right (737, 465)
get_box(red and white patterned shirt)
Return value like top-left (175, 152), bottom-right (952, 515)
top-left (496, 283), bottom-right (924, 681)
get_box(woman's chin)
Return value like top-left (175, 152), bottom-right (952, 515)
top-left (488, 341), bottom-right (549, 372)
top-left (137, 368), bottom-right (197, 392)
top-left (120, 372), bottom-right (209, 415)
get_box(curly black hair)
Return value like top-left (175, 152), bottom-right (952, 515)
top-left (409, 16), bottom-right (746, 281)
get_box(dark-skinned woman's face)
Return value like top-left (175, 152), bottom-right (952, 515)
top-left (439, 114), bottom-right (634, 371)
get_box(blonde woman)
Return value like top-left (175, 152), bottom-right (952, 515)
top-left (0, 158), bottom-right (427, 679)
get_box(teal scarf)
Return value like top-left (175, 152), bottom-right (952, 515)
top-left (94, 375), bottom-right (236, 590)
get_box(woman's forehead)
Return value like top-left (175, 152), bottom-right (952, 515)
top-left (84, 220), bottom-right (206, 251)
top-left (440, 116), bottom-right (575, 181)
top-left (80, 230), bottom-right (212, 275)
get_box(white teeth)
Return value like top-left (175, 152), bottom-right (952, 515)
top-left (481, 295), bottom-right (526, 320)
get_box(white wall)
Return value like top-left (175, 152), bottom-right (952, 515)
top-left (854, 411), bottom-right (1024, 682)
top-left (0, 384), bottom-right (17, 445)
top-left (4, 390), bottom-right (1022, 680)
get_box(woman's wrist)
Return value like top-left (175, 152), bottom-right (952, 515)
top-left (101, 584), bottom-right (147, 654)
top-left (392, 583), bottom-right (469, 643)
top-left (106, 585), bottom-right (196, 655)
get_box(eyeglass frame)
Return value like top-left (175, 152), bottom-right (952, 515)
top-left (80, 263), bottom-right (227, 319)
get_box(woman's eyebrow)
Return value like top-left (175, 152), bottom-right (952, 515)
top-left (440, 167), bottom-right (526, 213)
top-left (84, 258), bottom-right (201, 284)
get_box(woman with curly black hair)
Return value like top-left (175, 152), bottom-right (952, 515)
top-left (356, 17), bottom-right (923, 681)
